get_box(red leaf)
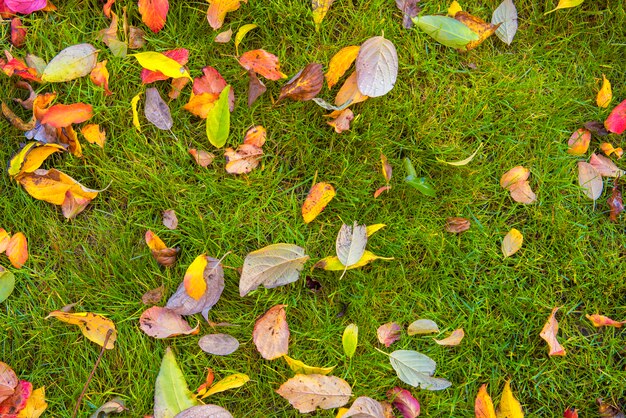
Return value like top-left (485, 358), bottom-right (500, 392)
top-left (239, 49), bottom-right (286, 81)
top-left (192, 66), bottom-right (234, 111)
top-left (10, 18), bottom-right (26, 48)
top-left (376, 322), bottom-right (401, 347)
top-left (138, 0), bottom-right (168, 33)
top-left (0, 380), bottom-right (31, 415)
top-left (387, 387), bottom-right (420, 418)
top-left (40, 103), bottom-right (93, 128)
top-left (563, 408), bottom-right (578, 418)
top-left (0, 53), bottom-right (40, 82)
top-left (140, 48), bottom-right (188, 84)
top-left (5, 0), bottom-right (46, 14)
top-left (605, 99), bottom-right (626, 134)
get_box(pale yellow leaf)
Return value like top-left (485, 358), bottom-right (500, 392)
top-left (545, 0), bottom-right (584, 14)
top-left (501, 228), bottom-right (523, 258)
top-left (131, 93), bottom-right (141, 132)
top-left (283, 355), bottom-right (335, 375)
top-left (46, 311), bottom-right (117, 349)
top-left (596, 74), bottom-right (612, 108)
top-left (496, 381), bottom-right (524, 418)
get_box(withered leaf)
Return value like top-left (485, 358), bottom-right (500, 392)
top-left (142, 285), bottom-right (165, 305)
top-left (139, 306), bottom-right (199, 339)
top-left (189, 148), bottom-right (215, 167)
top-left (445, 217), bottom-right (470, 233)
top-left (253, 304), bottom-right (289, 360)
top-left (247, 70), bottom-right (266, 106)
top-left (198, 333), bottom-right (239, 356)
top-left (608, 179), bottom-right (623, 222)
top-left (145, 87), bottom-right (173, 130)
top-left (276, 374), bottom-right (351, 413)
top-left (277, 63), bottom-right (324, 102)
top-left (395, 0), bottom-right (421, 29)
top-left (162, 209), bottom-right (178, 230)
top-left (327, 108), bottom-right (354, 133)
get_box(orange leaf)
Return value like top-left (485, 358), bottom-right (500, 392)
top-left (302, 182), bottom-right (336, 224)
top-left (169, 77), bottom-right (189, 99)
top-left (16, 168), bottom-right (98, 206)
top-left (540, 307), bottom-right (566, 356)
top-left (278, 63), bottom-right (324, 102)
top-left (39, 103), bottom-right (93, 128)
top-left (585, 314), bottom-right (624, 328)
top-left (184, 254), bottom-right (209, 300)
top-left (243, 125), bottom-right (267, 147)
top-left (183, 92), bottom-right (219, 119)
top-left (500, 166), bottom-right (529, 189)
top-left (596, 74), bottom-right (612, 108)
top-left (454, 11), bottom-right (500, 51)
top-left (145, 230), bottom-right (167, 251)
top-left (32, 92), bottom-right (56, 121)
top-left (239, 49), bottom-right (286, 81)
top-left (253, 304), bottom-right (289, 360)
top-left (224, 143), bottom-right (263, 174)
top-left (138, 0), bottom-right (168, 33)
top-left (327, 108), bottom-right (354, 133)
top-left (81, 124), bottom-right (106, 148)
top-left (206, 0), bottom-right (244, 30)
top-left (90, 60), bottom-right (112, 96)
top-left (475, 384), bottom-right (496, 418)
top-left (567, 128), bottom-right (591, 156)
top-left (599, 143), bottom-right (623, 159)
top-left (103, 0), bottom-right (115, 18)
top-left (57, 125), bottom-right (82, 157)
top-left (335, 71), bottom-right (368, 107)
top-left (434, 328), bottom-right (464, 346)
top-left (0, 229), bottom-right (9, 253)
top-left (6, 232), bottom-right (28, 268)
top-left (325, 46), bottom-right (360, 89)
top-left (374, 185), bottom-right (391, 198)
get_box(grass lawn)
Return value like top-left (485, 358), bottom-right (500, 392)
top-left (1, 0), bottom-right (625, 416)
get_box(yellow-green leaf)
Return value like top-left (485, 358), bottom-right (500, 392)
top-left (283, 355), bottom-right (335, 375)
top-left (545, 0), bottom-right (584, 14)
top-left (41, 44), bottom-right (98, 83)
top-left (131, 93), bottom-right (141, 132)
top-left (201, 373), bottom-right (250, 398)
top-left (131, 52), bottom-right (192, 80)
top-left (206, 85), bottom-right (231, 148)
top-left (313, 251), bottom-right (393, 271)
top-left (342, 323), bottom-right (358, 359)
top-left (235, 24), bottom-right (258, 55)
top-left (312, 0), bottom-right (334, 31)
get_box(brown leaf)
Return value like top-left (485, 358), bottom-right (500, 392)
top-left (395, 0), bottom-right (421, 29)
top-left (145, 230), bottom-right (179, 267)
top-left (162, 209), bottom-right (178, 230)
top-left (454, 11), bottom-right (500, 51)
top-left (247, 70), bottom-right (266, 106)
top-left (608, 179), bottom-right (623, 222)
top-left (253, 304), bottom-right (289, 360)
top-left (278, 63), bottom-right (324, 102)
top-left (2, 101), bottom-right (35, 131)
top-left (243, 125), bottom-right (267, 147)
top-left (215, 28), bottom-right (233, 43)
top-left (540, 307), bottom-right (566, 356)
top-left (128, 26), bottom-right (146, 49)
top-left (188, 148), bottom-right (215, 167)
top-left (597, 398), bottom-right (625, 418)
top-left (141, 285), bottom-right (165, 305)
top-left (344, 396), bottom-right (385, 418)
top-left (276, 374), bottom-right (351, 413)
top-left (589, 153), bottom-right (625, 178)
top-left (327, 108), bottom-right (354, 133)
top-left (139, 306), bottom-right (199, 339)
top-left (224, 143), bottom-right (263, 174)
top-left (445, 217), bottom-right (470, 233)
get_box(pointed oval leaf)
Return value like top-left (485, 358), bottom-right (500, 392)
top-left (6, 232), bottom-right (28, 269)
top-left (41, 44), bottom-right (98, 83)
top-left (342, 323), bottom-right (358, 359)
top-left (433, 328), bottom-right (464, 346)
top-left (389, 350), bottom-right (451, 390)
top-left (491, 0), bottom-right (518, 45)
top-left (475, 384), bottom-right (496, 418)
top-left (201, 374), bottom-right (249, 398)
top-left (239, 243), bottom-right (309, 296)
top-left (174, 405), bottom-right (233, 418)
top-left (139, 306), bottom-right (199, 339)
top-left (283, 356), bottom-right (335, 375)
top-left (577, 162), bottom-right (603, 200)
top-left (253, 304), bottom-right (289, 360)
top-left (336, 222), bottom-right (367, 267)
top-left (205, 85), bottom-right (231, 148)
top-left (344, 396), bottom-right (385, 418)
top-left (0, 269), bottom-right (15, 304)
top-left (496, 381), bottom-right (524, 418)
top-left (605, 99), bottom-right (626, 134)
top-left (198, 334), bottom-right (239, 356)
top-left (145, 88), bottom-right (173, 131)
top-left (132, 51), bottom-right (191, 80)
top-left (276, 374), bottom-right (351, 413)
top-left (356, 36), bottom-right (398, 98)
top-left (502, 228), bottom-right (523, 258)
top-left (46, 311), bottom-right (117, 349)
top-left (412, 15), bottom-right (479, 49)
top-left (407, 319), bottom-right (439, 335)
top-left (155, 348), bottom-right (199, 418)
top-left (139, 0), bottom-right (169, 33)
top-left (326, 46), bottom-right (360, 89)
top-left (387, 387), bottom-right (420, 418)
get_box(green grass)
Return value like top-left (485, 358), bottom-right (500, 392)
top-left (1, 0), bottom-right (625, 416)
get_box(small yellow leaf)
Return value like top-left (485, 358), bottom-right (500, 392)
top-left (325, 46), bottom-right (360, 89)
top-left (313, 251), bottom-right (393, 271)
top-left (201, 373), bottom-right (249, 398)
top-left (184, 254), bottom-right (209, 300)
top-left (437, 142), bottom-right (483, 166)
top-left (302, 182), bottom-right (336, 224)
top-left (365, 224), bottom-right (386, 237)
top-left (496, 381), bottom-right (524, 418)
top-left (131, 52), bottom-right (192, 80)
top-left (81, 124), bottom-right (106, 148)
top-left (234, 24), bottom-right (258, 55)
top-left (336, 408), bottom-right (349, 418)
top-left (17, 386), bottom-right (47, 418)
top-left (46, 311), bottom-right (117, 349)
top-left (131, 93), bottom-right (141, 132)
top-left (545, 0), bottom-right (584, 14)
top-left (596, 74), bottom-right (612, 108)
top-left (501, 228), bottom-right (523, 258)
top-left (312, 0), bottom-right (335, 31)
top-left (283, 355), bottom-right (335, 375)
top-left (448, 0), bottom-right (463, 16)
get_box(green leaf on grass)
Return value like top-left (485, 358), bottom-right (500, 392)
top-left (206, 85), bottom-right (231, 148)
top-left (342, 323), bottom-right (358, 359)
top-left (404, 158), bottom-right (436, 197)
top-left (412, 15), bottom-right (479, 49)
top-left (0, 267), bottom-right (15, 303)
top-left (154, 347), bottom-right (199, 418)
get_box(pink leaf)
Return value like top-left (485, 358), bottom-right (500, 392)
top-left (5, 0), bottom-right (46, 14)
top-left (605, 99), bottom-right (626, 134)
top-left (387, 387), bottom-right (420, 418)
top-left (539, 307), bottom-right (566, 356)
top-left (434, 328), bottom-right (464, 346)
top-left (376, 322), bottom-right (402, 347)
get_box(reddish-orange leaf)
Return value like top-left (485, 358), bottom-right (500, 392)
top-left (90, 60), bottom-right (112, 96)
top-left (605, 99), bottom-right (626, 135)
top-left (141, 48), bottom-right (188, 84)
top-left (10, 18), bottom-right (27, 48)
top-left (81, 124), bottom-right (106, 148)
top-left (374, 185), bottom-right (391, 198)
top-left (6, 232), bottom-right (28, 268)
top-left (335, 71), bottom-right (368, 107)
top-left (40, 103), bottom-right (93, 128)
top-left (327, 108), bottom-right (354, 133)
top-left (563, 408), bottom-right (578, 418)
top-left (239, 49), bottom-right (286, 81)
top-left (302, 182), bottom-right (336, 224)
top-left (243, 125), bottom-right (267, 147)
top-left (169, 77), bottom-right (190, 99)
top-left (193, 66), bottom-right (234, 110)
top-left (585, 314), bottom-right (624, 328)
top-left (540, 307), bottom-right (566, 356)
top-left (138, 0), bottom-right (169, 33)
top-left (0, 53), bottom-right (40, 82)
top-left (207, 0), bottom-right (245, 30)
top-left (277, 63), bottom-right (324, 102)
top-left (183, 92), bottom-right (219, 119)
top-left (474, 384), bottom-right (496, 418)
top-left (103, 0), bottom-right (115, 18)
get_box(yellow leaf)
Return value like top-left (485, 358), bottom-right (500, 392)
top-left (545, 0), bottom-right (584, 14)
top-left (201, 373), bottom-right (249, 398)
top-left (475, 384), bottom-right (496, 418)
top-left (145, 230), bottom-right (167, 251)
top-left (184, 254), bottom-right (208, 300)
top-left (365, 224), bottom-right (386, 237)
top-left (131, 93), bottom-right (141, 132)
top-left (207, 0), bottom-right (244, 31)
top-left (131, 52), bottom-right (192, 80)
top-left (16, 168), bottom-right (98, 206)
top-left (301, 182), bottom-right (336, 224)
top-left (312, 0), bottom-right (335, 31)
top-left (335, 71), bottom-right (368, 107)
top-left (46, 311), bottom-right (117, 349)
top-left (8, 143), bottom-right (64, 178)
top-left (596, 74), bottom-right (612, 108)
top-left (235, 24), bottom-right (258, 55)
top-left (437, 142), bottom-right (483, 166)
top-left (7, 142), bottom-right (37, 177)
top-left (336, 408), bottom-right (349, 418)
top-left (496, 381), bottom-right (524, 418)
top-left (325, 46), bottom-right (360, 89)
top-left (283, 355), bottom-right (335, 375)
top-left (454, 11), bottom-right (500, 51)
top-left (81, 124), bottom-right (106, 148)
top-left (448, 0), bottom-right (463, 16)
top-left (17, 386), bottom-right (47, 418)
top-left (501, 228), bottom-right (523, 258)
top-left (313, 250), bottom-right (393, 271)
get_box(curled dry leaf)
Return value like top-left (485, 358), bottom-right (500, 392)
top-left (540, 307), bottom-right (566, 356)
top-left (276, 374), bottom-right (351, 413)
top-left (46, 311), bottom-right (117, 349)
top-left (578, 161), bottom-right (603, 201)
top-left (496, 381), bottom-right (524, 418)
top-left (243, 125), bottom-right (266, 147)
top-left (200, 374), bottom-right (249, 398)
top-left (139, 306), bottom-right (199, 339)
top-left (407, 319), bottom-right (439, 335)
top-left (198, 334), bottom-right (239, 356)
top-left (6, 232), bottom-right (28, 268)
top-left (283, 356), bottom-right (335, 375)
top-left (567, 128), bottom-right (591, 156)
top-left (327, 108), bottom-right (354, 133)
top-left (474, 384), bottom-right (496, 418)
top-left (302, 182), bottom-right (336, 224)
top-left (608, 179), bottom-right (624, 222)
top-left (189, 149), bottom-right (215, 167)
top-left (142, 285), bottom-right (165, 305)
top-left (239, 49), bottom-right (286, 80)
top-left (215, 28), bottom-right (233, 43)
top-left (585, 314), bottom-right (624, 328)
top-left (434, 328), bottom-right (464, 346)
top-left (278, 63), bottom-right (324, 102)
top-left (605, 99), bottom-right (626, 135)
top-left (62, 190), bottom-right (92, 219)
top-left (145, 230), bottom-right (179, 267)
top-left (162, 209), bottom-right (178, 230)
top-left (41, 43), bottom-right (98, 83)
top-left (445, 217), bottom-right (470, 233)
top-left (377, 322), bottom-right (402, 348)
top-left (207, 0), bottom-right (244, 30)
top-left (600, 143), bottom-right (623, 159)
top-left (138, 0), bottom-right (169, 33)
top-left (589, 153), bottom-right (625, 178)
top-left (343, 396), bottom-right (385, 418)
top-left (502, 228), bottom-right (523, 258)
top-left (387, 387), bottom-right (420, 418)
top-left (326, 46), bottom-right (360, 89)
top-left (253, 304), bottom-right (289, 360)
top-left (597, 74), bottom-right (612, 108)
top-left (90, 397), bottom-right (126, 417)
top-left (247, 70), bottom-right (266, 106)
top-left (596, 398), bottom-right (625, 418)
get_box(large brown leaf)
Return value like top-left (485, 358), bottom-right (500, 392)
top-left (276, 374), bottom-right (351, 413)
top-left (252, 304), bottom-right (289, 360)
top-left (277, 63), bottom-right (323, 102)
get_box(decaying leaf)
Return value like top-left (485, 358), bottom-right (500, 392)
top-left (540, 307), bottom-right (566, 356)
top-left (502, 228), bottom-right (523, 258)
top-left (343, 396), bottom-right (385, 418)
top-left (377, 322), bottom-right (402, 348)
top-left (387, 387), bottom-right (420, 418)
top-left (16, 168), bottom-right (99, 210)
top-left (201, 373), bottom-right (249, 398)
top-left (131, 93), bottom-right (141, 131)
top-left (336, 221), bottom-right (368, 277)
top-left (475, 384), bottom-right (496, 418)
top-left (496, 381), bottom-right (524, 418)
top-left (189, 149), bottom-right (215, 167)
top-left (162, 209), bottom-right (178, 230)
top-left (589, 153), bottom-right (625, 178)
top-left (154, 347), bottom-right (199, 418)
top-left (198, 334), bottom-right (239, 356)
top-left (596, 398), bottom-right (625, 418)
top-left (283, 356), bottom-right (335, 375)
top-left (491, 0), bottom-right (518, 45)
top-left (395, 0), bottom-right (421, 29)
top-left (276, 374), bottom-right (351, 413)
top-left (600, 143), bottom-right (623, 159)
top-left (0, 362), bottom-right (18, 404)
top-left (142, 285), bottom-right (165, 305)
top-left (10, 18), bottom-right (27, 48)
top-left (139, 306), bottom-right (199, 339)
top-left (207, 0), bottom-right (244, 30)
top-left (454, 11), bottom-right (500, 51)
top-left (253, 304), bottom-right (289, 360)
top-left (247, 70), bottom-right (266, 106)
top-left (326, 46), bottom-right (359, 89)
top-left (41, 43), bottom-right (98, 82)
top-left (407, 319), bottom-right (439, 335)
top-left (145, 87), bottom-right (173, 131)
top-left (278, 63), bottom-right (324, 102)
top-left (433, 328), bottom-right (464, 346)
top-left (597, 74), bottom-right (612, 108)
top-left (173, 405), bottom-right (233, 418)
top-left (239, 49), bottom-right (286, 80)
top-left (585, 314), bottom-right (624, 328)
top-left (342, 323), bottom-right (358, 359)
top-left (605, 99), bottom-right (626, 135)
top-left (302, 182), bottom-right (336, 224)
top-left (578, 161), bottom-right (603, 201)
top-left (145, 230), bottom-right (179, 267)
top-left (356, 36), bottom-right (398, 98)
top-left (215, 28), bottom-right (233, 43)
top-left (312, 0), bottom-right (335, 31)
top-left (445, 217), bottom-right (470, 234)
top-left (46, 311), bottom-right (117, 349)
top-left (327, 108), bottom-right (354, 133)
top-left (567, 128), bottom-right (591, 156)
top-left (388, 350), bottom-right (451, 390)
top-left (412, 15), bottom-right (479, 49)
top-left (138, 0), bottom-right (169, 33)
top-left (608, 179), bottom-right (623, 222)
top-left (89, 397), bottom-right (126, 418)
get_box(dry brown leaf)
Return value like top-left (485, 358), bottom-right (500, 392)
top-left (224, 143), bottom-right (263, 174)
top-left (445, 217), bottom-right (470, 233)
top-left (327, 108), bottom-right (354, 133)
top-left (377, 322), bottom-right (402, 348)
top-left (142, 285), bottom-right (165, 305)
top-left (589, 153), bottom-right (625, 178)
top-left (276, 374), bottom-right (351, 413)
top-left (139, 306), bottom-right (199, 339)
top-left (278, 63), bottom-right (324, 102)
top-left (253, 304), bottom-right (289, 360)
top-left (539, 307), bottom-right (566, 356)
top-left (454, 11), bottom-right (500, 51)
top-left (247, 70), bottom-right (266, 106)
top-left (508, 180), bottom-right (536, 204)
